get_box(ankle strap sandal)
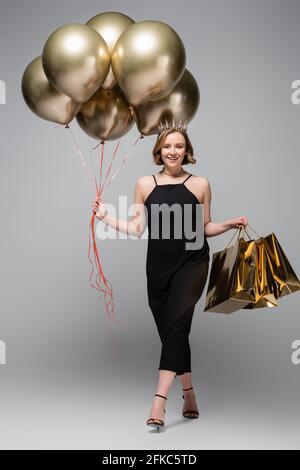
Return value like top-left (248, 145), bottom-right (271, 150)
top-left (182, 386), bottom-right (199, 419)
top-left (146, 394), bottom-right (167, 432)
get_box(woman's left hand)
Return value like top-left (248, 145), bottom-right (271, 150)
top-left (230, 216), bottom-right (248, 229)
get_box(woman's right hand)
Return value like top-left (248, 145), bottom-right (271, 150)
top-left (230, 216), bottom-right (248, 229)
top-left (92, 196), bottom-right (107, 221)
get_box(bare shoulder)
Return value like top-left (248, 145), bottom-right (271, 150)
top-left (135, 175), bottom-right (155, 191)
top-left (195, 176), bottom-right (211, 192)
top-left (135, 175), bottom-right (156, 202)
top-left (186, 175), bottom-right (210, 203)
top-left (193, 175), bottom-right (210, 186)
top-left (136, 175), bottom-right (154, 186)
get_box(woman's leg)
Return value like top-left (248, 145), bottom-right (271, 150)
top-left (159, 306), bottom-right (194, 374)
top-left (147, 370), bottom-right (176, 422)
top-left (179, 371), bottom-right (193, 389)
top-left (158, 259), bottom-right (209, 376)
top-left (179, 372), bottom-right (199, 416)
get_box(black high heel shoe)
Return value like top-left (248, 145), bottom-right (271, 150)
top-left (146, 393), bottom-right (167, 432)
top-left (182, 386), bottom-right (199, 419)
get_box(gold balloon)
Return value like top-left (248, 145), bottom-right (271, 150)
top-left (76, 85), bottom-right (135, 141)
top-left (21, 56), bottom-right (81, 124)
top-left (111, 20), bottom-right (186, 106)
top-left (86, 11), bottom-right (135, 89)
top-left (42, 23), bottom-right (110, 103)
top-left (132, 69), bottom-right (200, 136)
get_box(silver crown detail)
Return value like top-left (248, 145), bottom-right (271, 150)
top-left (158, 117), bottom-right (188, 134)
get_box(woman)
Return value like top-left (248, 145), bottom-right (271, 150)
top-left (92, 125), bottom-right (248, 431)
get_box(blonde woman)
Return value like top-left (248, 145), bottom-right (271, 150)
top-left (92, 125), bottom-right (248, 432)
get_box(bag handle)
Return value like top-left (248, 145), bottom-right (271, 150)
top-left (245, 223), bottom-right (261, 239)
top-left (225, 223), bottom-right (262, 249)
top-left (226, 225), bottom-right (251, 248)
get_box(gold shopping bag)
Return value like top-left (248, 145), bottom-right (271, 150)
top-left (242, 231), bottom-right (278, 309)
top-left (243, 225), bottom-right (300, 309)
top-left (204, 227), bottom-right (257, 314)
top-left (244, 228), bottom-right (300, 303)
top-left (264, 232), bottom-right (300, 298)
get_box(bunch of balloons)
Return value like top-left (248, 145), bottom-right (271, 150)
top-left (21, 11), bottom-right (200, 140)
top-left (21, 12), bottom-right (201, 327)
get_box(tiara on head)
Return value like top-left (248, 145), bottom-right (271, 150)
top-left (158, 116), bottom-right (188, 135)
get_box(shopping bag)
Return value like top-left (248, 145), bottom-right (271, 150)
top-left (204, 227), bottom-right (257, 313)
top-left (243, 227), bottom-right (300, 308)
top-left (242, 233), bottom-right (278, 309)
top-left (264, 232), bottom-right (300, 298)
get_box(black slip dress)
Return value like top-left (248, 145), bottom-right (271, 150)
top-left (144, 173), bottom-right (210, 376)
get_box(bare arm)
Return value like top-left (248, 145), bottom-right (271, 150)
top-left (203, 179), bottom-right (248, 237)
top-left (92, 178), bottom-right (147, 238)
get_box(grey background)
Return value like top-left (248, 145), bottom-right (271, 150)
top-left (0, 0), bottom-right (300, 450)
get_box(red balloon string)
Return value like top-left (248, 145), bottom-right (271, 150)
top-left (88, 212), bottom-right (128, 328)
top-left (64, 124), bottom-right (98, 194)
top-left (98, 139), bottom-right (105, 194)
top-left (88, 112), bottom-right (131, 326)
top-left (99, 139), bottom-right (121, 195)
top-left (87, 109), bottom-right (137, 327)
top-left (57, 111), bottom-right (142, 333)
top-left (104, 134), bottom-right (143, 190)
top-left (98, 109), bottom-right (131, 195)
top-left (61, 122), bottom-right (124, 327)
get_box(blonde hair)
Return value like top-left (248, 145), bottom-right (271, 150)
top-left (152, 129), bottom-right (196, 165)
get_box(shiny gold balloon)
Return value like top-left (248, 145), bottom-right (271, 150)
top-left (21, 56), bottom-right (81, 124)
top-left (111, 20), bottom-right (186, 106)
top-left (76, 85), bottom-right (135, 141)
top-left (86, 11), bottom-right (135, 89)
top-left (132, 69), bottom-right (200, 136)
top-left (42, 23), bottom-right (110, 103)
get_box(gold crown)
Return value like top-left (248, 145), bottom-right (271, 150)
top-left (158, 117), bottom-right (188, 134)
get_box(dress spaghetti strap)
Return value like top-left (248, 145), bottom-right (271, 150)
top-left (153, 174), bottom-right (158, 186)
top-left (182, 174), bottom-right (192, 184)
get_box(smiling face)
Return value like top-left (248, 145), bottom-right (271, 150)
top-left (160, 131), bottom-right (187, 169)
